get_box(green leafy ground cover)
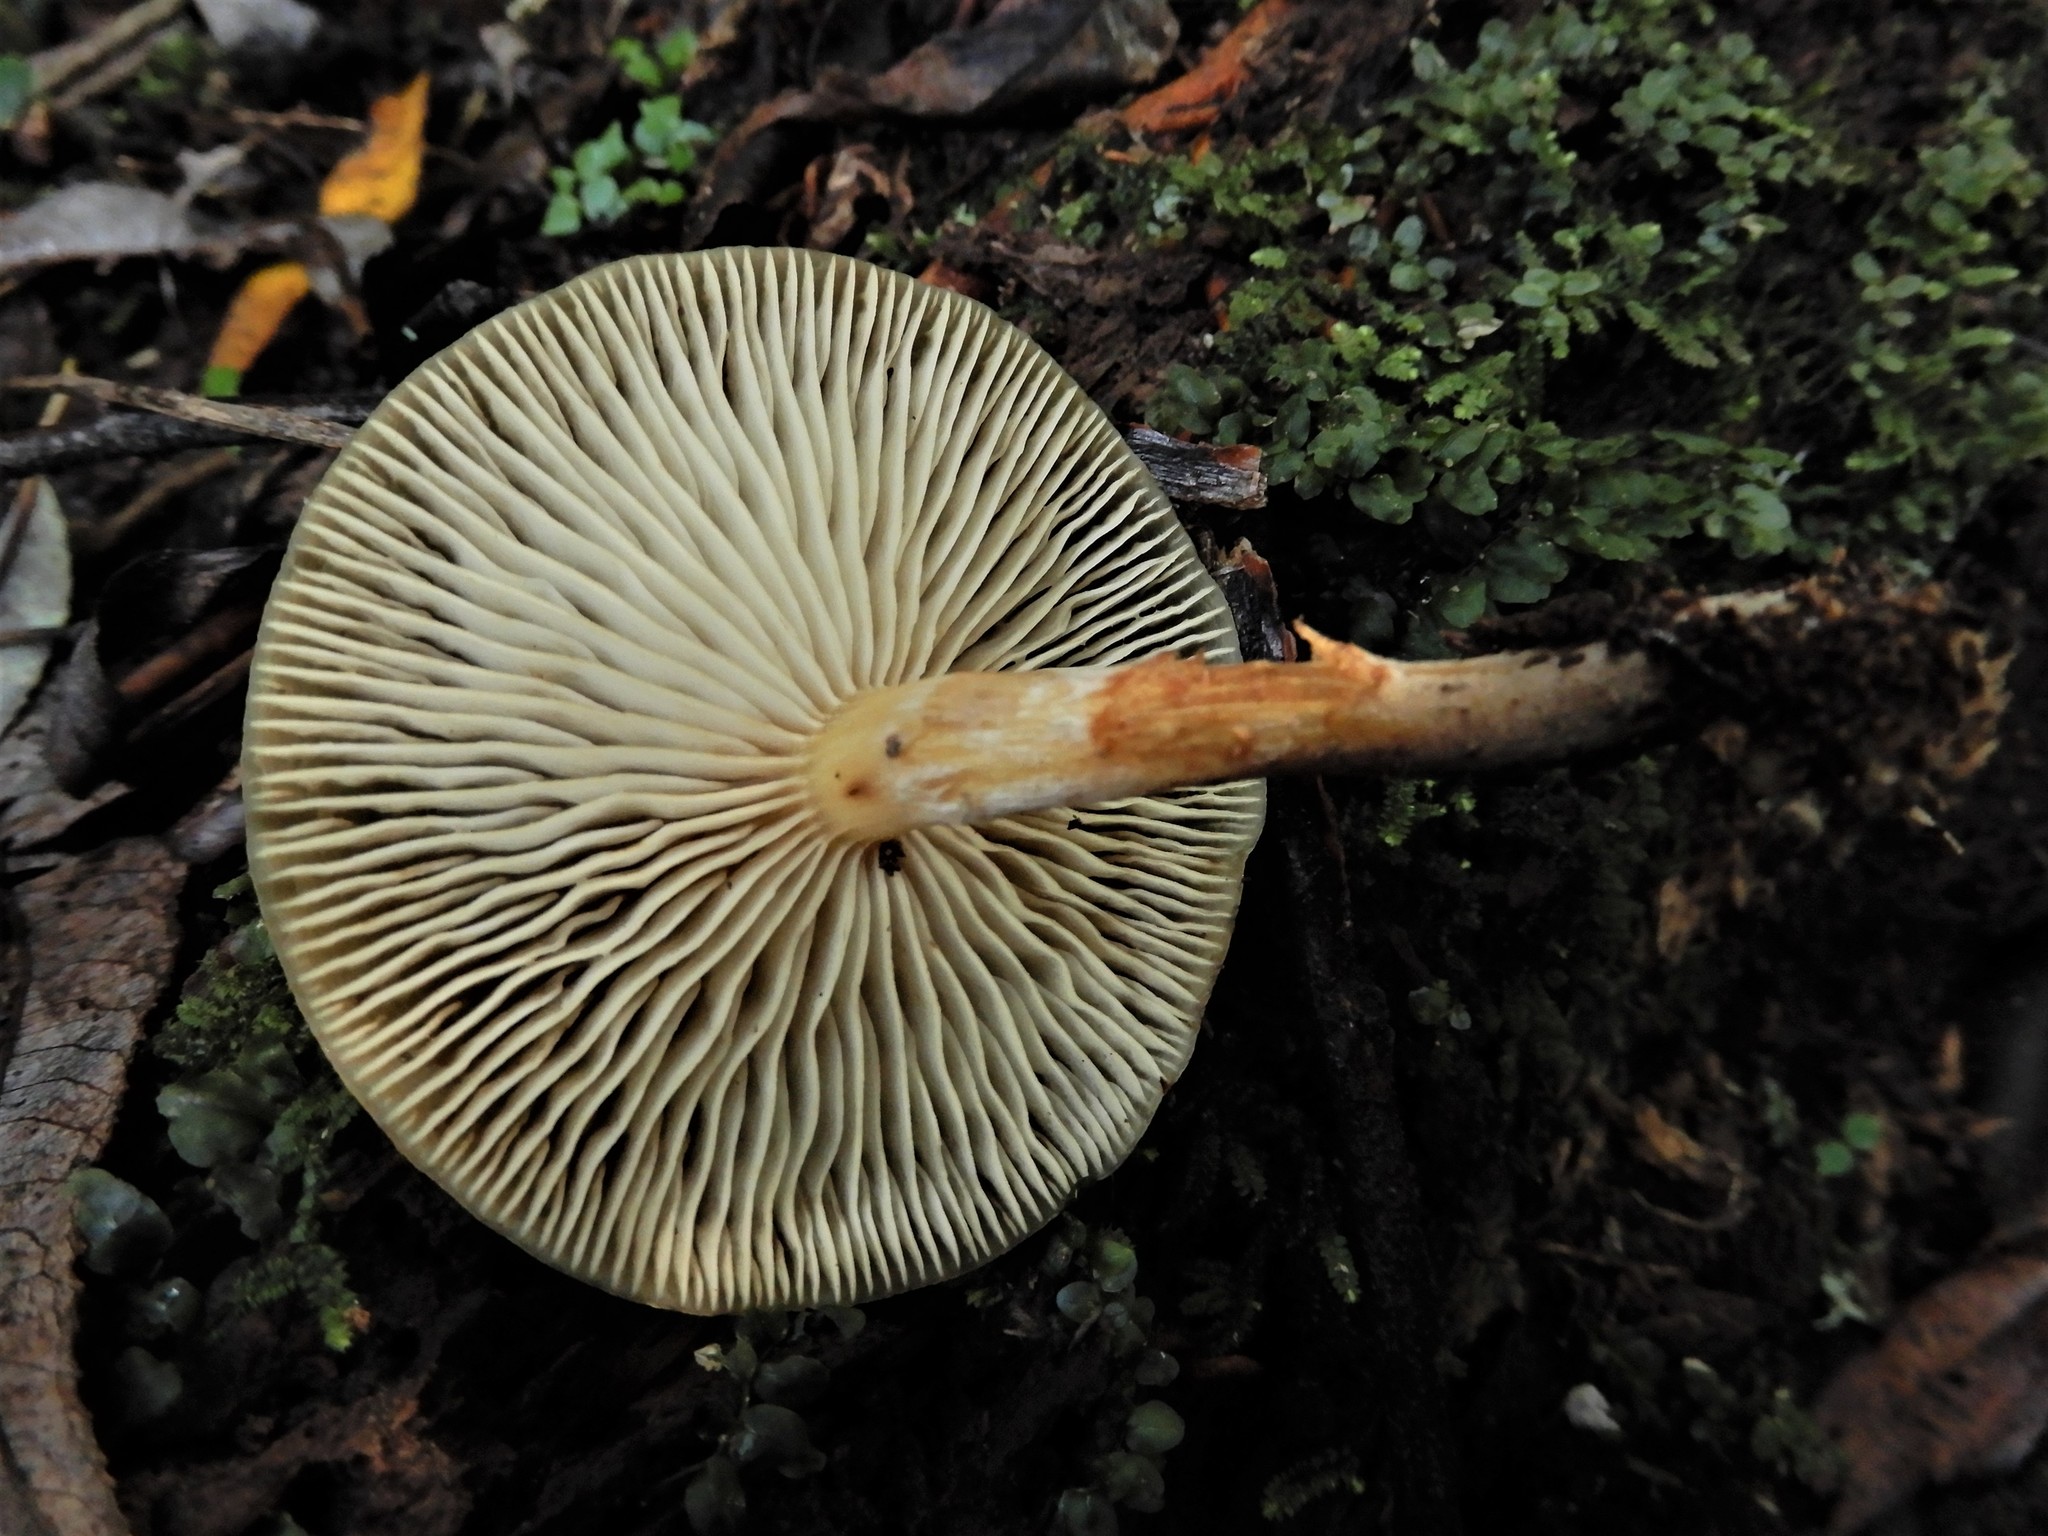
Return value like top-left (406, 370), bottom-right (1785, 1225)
top-left (978, 0), bottom-right (2044, 641)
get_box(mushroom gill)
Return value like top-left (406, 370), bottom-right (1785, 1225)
top-left (244, 247), bottom-right (1265, 1314)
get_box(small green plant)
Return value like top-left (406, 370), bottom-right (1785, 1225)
top-left (998, 0), bottom-right (2043, 644)
top-left (543, 27), bottom-right (715, 235)
top-left (684, 1308), bottom-right (857, 1534)
top-left (152, 881), bottom-right (365, 1350)
top-left (0, 54), bottom-right (31, 129)
top-left (1044, 1220), bottom-right (1186, 1533)
top-left (1813, 1111), bottom-right (1884, 1178)
top-left (1750, 1387), bottom-right (1844, 1487)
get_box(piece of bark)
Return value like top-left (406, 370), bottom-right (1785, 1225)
top-left (1124, 425), bottom-right (1266, 509)
top-left (0, 838), bottom-right (184, 1536)
top-left (1816, 1249), bottom-right (2048, 1531)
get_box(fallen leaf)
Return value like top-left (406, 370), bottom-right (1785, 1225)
top-left (803, 143), bottom-right (911, 249)
top-left (0, 701), bottom-right (131, 852)
top-left (0, 183), bottom-right (209, 273)
top-left (0, 838), bottom-right (184, 1536)
top-left (43, 547), bottom-right (279, 796)
top-left (192, 0), bottom-right (322, 54)
top-left (865, 0), bottom-right (1178, 116)
top-left (203, 263), bottom-right (313, 388)
top-left (203, 73), bottom-right (430, 395)
top-left (1632, 1102), bottom-right (1726, 1187)
top-left (320, 73), bottom-right (430, 222)
top-left (1817, 1251), bottom-right (2048, 1530)
top-left (0, 480), bottom-right (69, 736)
top-left (1119, 0), bottom-right (1297, 136)
top-left (917, 259), bottom-right (990, 299)
top-left (166, 767), bottom-right (244, 864)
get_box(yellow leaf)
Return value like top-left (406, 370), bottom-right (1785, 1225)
top-left (319, 72), bottom-right (430, 222)
top-left (202, 74), bottom-right (430, 393)
top-left (204, 262), bottom-right (313, 394)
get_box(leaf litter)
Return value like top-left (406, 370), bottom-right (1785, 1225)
top-left (0, 2), bottom-right (2037, 1534)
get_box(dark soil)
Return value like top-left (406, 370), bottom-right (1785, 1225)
top-left (3, 1), bottom-right (2043, 1534)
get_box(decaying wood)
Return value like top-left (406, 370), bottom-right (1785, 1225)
top-left (1124, 425), bottom-right (1266, 509)
top-left (0, 839), bottom-right (184, 1536)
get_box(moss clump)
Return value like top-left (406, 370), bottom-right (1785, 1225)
top-left (155, 880), bottom-right (363, 1350)
top-left (997, 0), bottom-right (2042, 643)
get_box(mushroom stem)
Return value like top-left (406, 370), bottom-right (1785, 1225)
top-left (807, 628), bottom-right (1663, 842)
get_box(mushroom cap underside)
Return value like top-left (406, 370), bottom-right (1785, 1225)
top-left (243, 246), bottom-right (1265, 1313)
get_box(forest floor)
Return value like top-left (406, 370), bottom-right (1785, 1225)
top-left (0, 1), bottom-right (2046, 1535)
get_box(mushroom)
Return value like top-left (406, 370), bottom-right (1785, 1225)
top-left (244, 248), bottom-right (1674, 1313)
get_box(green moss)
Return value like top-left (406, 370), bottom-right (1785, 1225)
top-left (155, 884), bottom-right (364, 1348)
top-left (1007, 0), bottom-right (2043, 639)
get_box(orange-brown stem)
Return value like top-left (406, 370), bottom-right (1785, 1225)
top-left (807, 627), bottom-right (1663, 842)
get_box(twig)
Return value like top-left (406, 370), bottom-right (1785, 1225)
top-left (0, 625), bottom-right (68, 647)
top-left (1532, 1241), bottom-right (1689, 1281)
top-left (79, 446), bottom-right (242, 555)
top-left (124, 646), bottom-right (253, 742)
top-left (0, 396), bottom-right (376, 475)
top-left (47, 25), bottom-right (184, 113)
top-left (27, 0), bottom-right (186, 95)
top-left (229, 107), bottom-right (368, 133)
top-left (114, 602), bottom-right (263, 703)
top-left (5, 376), bottom-right (356, 449)
top-left (0, 388), bottom-right (1264, 512)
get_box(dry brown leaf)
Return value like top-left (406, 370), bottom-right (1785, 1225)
top-left (1119, 0), bottom-right (1297, 137)
top-left (1655, 874), bottom-right (1704, 961)
top-left (0, 838), bottom-right (184, 1536)
top-left (864, 0), bottom-right (1178, 118)
top-left (917, 259), bottom-right (990, 299)
top-left (1632, 1102), bottom-right (1726, 1187)
top-left (802, 144), bottom-right (911, 250)
top-left (1817, 1252), bottom-right (2048, 1531)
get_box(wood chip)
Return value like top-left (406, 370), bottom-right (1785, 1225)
top-left (1123, 425), bottom-right (1266, 509)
